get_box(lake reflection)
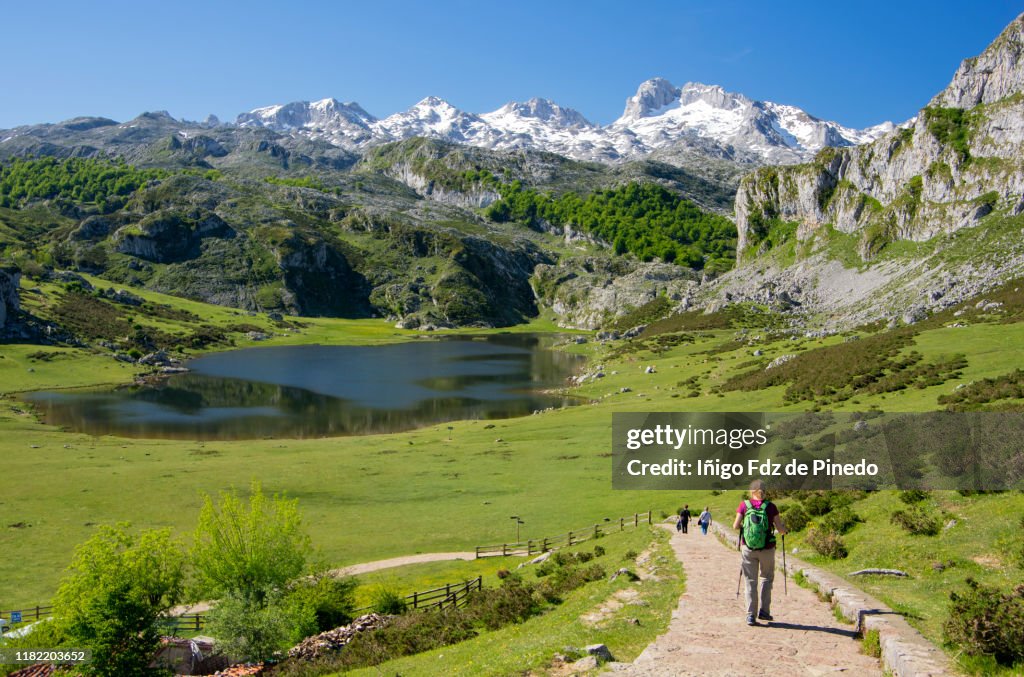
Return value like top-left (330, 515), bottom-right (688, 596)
top-left (25, 334), bottom-right (586, 440)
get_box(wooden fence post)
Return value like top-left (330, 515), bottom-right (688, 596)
top-left (634, 513), bottom-right (638, 527)
top-left (647, 510), bottom-right (652, 524)
top-left (594, 524), bottom-right (599, 539)
top-left (567, 530), bottom-right (574, 546)
top-left (412, 591), bottom-right (418, 609)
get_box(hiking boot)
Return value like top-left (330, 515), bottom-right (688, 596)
top-left (746, 614), bottom-right (757, 626)
top-left (757, 610), bottom-right (773, 621)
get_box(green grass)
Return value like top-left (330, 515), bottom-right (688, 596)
top-left (343, 526), bottom-right (682, 676)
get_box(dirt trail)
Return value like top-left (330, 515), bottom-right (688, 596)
top-left (331, 551), bottom-right (477, 577)
top-left (169, 551), bottom-right (477, 616)
top-left (615, 525), bottom-right (881, 676)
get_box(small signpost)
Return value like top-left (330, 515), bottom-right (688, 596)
top-left (10, 611), bottom-right (21, 624)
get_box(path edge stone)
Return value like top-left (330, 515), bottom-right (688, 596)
top-left (709, 522), bottom-right (954, 677)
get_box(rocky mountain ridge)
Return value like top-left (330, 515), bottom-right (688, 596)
top-left (233, 79), bottom-right (893, 166)
top-left (735, 13), bottom-right (1024, 262)
top-left (713, 13), bottom-right (1024, 330)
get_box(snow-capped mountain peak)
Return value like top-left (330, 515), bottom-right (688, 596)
top-left (236, 79), bottom-right (892, 166)
top-left (678, 82), bottom-right (750, 111)
top-left (485, 97), bottom-right (594, 128)
top-left (620, 77), bottom-right (682, 119)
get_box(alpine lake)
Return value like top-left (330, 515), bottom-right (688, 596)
top-left (24, 334), bottom-right (587, 440)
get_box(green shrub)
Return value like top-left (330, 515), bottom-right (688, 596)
top-left (284, 575), bottom-right (357, 635)
top-left (806, 527), bottom-right (849, 559)
top-left (461, 577), bottom-right (543, 630)
top-left (891, 506), bottom-right (941, 536)
top-left (944, 579), bottom-right (1024, 666)
top-left (371, 588), bottom-right (408, 615)
top-left (801, 492), bottom-right (833, 516)
top-left (899, 489), bottom-right (929, 504)
top-left (781, 503), bottom-right (810, 532)
top-left (553, 551), bottom-right (576, 567)
top-left (818, 506), bottom-right (863, 535)
top-left (593, 545), bottom-right (606, 558)
top-left (206, 591), bottom-right (304, 663)
top-left (624, 549), bottom-right (639, 561)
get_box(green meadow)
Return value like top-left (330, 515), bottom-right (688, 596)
top-left (2, 275), bottom-right (1023, 670)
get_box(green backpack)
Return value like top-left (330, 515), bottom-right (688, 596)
top-left (742, 500), bottom-right (773, 549)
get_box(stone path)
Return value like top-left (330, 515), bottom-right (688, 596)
top-left (615, 525), bottom-right (882, 676)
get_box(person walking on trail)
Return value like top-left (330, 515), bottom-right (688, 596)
top-left (732, 479), bottom-right (787, 626)
top-left (697, 506), bottom-right (712, 535)
top-left (678, 504), bottom-right (691, 534)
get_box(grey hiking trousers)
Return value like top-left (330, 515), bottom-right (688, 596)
top-left (741, 545), bottom-right (775, 617)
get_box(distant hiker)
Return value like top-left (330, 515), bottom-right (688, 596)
top-left (698, 506), bottom-right (712, 535)
top-left (678, 505), bottom-right (691, 534)
top-left (733, 479), bottom-right (787, 626)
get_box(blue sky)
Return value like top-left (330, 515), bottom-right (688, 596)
top-left (2, 1), bottom-right (1020, 130)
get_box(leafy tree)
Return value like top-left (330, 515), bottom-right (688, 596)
top-left (193, 481), bottom-right (318, 661)
top-left (192, 481), bottom-right (312, 604)
top-left (52, 524), bottom-right (186, 677)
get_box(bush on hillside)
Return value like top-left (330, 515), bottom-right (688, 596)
top-left (371, 588), bottom-right (408, 615)
top-left (818, 506), bottom-right (863, 535)
top-left (899, 489), bottom-right (929, 504)
top-left (801, 492), bottom-right (833, 516)
top-left (944, 579), bottom-right (1024, 666)
top-left (779, 503), bottom-right (810, 532)
top-left (890, 506), bottom-right (941, 536)
top-left (805, 527), bottom-right (849, 559)
top-left (284, 575), bottom-right (358, 636)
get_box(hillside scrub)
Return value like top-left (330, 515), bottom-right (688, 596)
top-left (944, 578), bottom-right (1024, 668)
top-left (271, 552), bottom-right (609, 675)
top-left (0, 157), bottom-right (172, 212)
top-left (486, 180), bottom-right (736, 271)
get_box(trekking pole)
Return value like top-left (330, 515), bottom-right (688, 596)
top-left (782, 534), bottom-right (788, 596)
top-left (735, 532), bottom-right (742, 598)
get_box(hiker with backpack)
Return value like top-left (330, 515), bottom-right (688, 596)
top-left (697, 506), bottom-right (712, 535)
top-left (732, 479), bottom-right (787, 626)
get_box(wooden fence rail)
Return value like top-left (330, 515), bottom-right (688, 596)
top-left (159, 613), bottom-right (204, 636)
top-left (474, 511), bottom-right (652, 559)
top-left (0, 605), bottom-right (53, 624)
top-left (5, 577), bottom-right (485, 638)
top-left (352, 576), bottom-right (483, 614)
